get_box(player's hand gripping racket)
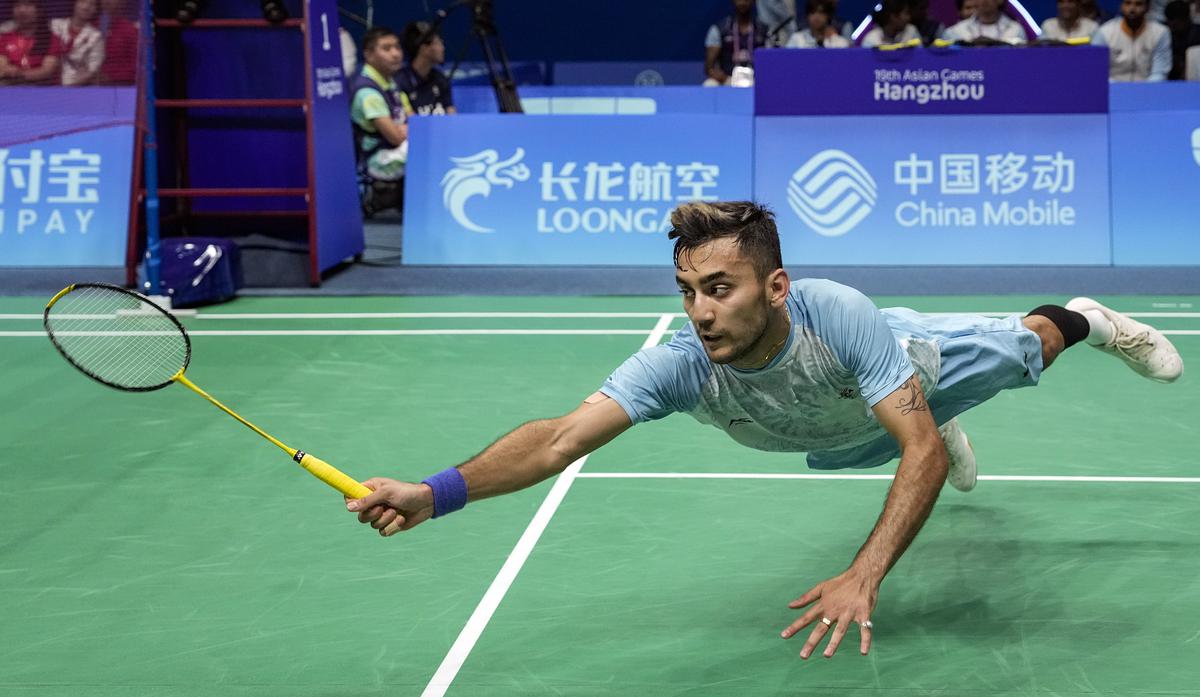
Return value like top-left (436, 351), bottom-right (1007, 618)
top-left (43, 283), bottom-right (371, 499)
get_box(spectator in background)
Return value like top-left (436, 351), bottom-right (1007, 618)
top-left (704, 0), bottom-right (768, 86)
top-left (908, 0), bottom-right (945, 44)
top-left (757, 0), bottom-right (797, 45)
top-left (1189, 0), bottom-right (1200, 77)
top-left (350, 26), bottom-right (413, 217)
top-left (1164, 0), bottom-right (1200, 77)
top-left (0, 0), bottom-right (63, 84)
top-left (51, 0), bottom-right (103, 85)
top-left (943, 0), bottom-right (1027, 42)
top-left (1149, 0), bottom-right (1167, 22)
top-left (340, 26), bottom-right (356, 77)
top-left (1079, 0), bottom-right (1111, 21)
top-left (825, 0), bottom-right (857, 38)
top-left (1041, 0), bottom-right (1099, 40)
top-left (399, 21), bottom-right (456, 115)
top-left (957, 0), bottom-right (980, 20)
top-left (1094, 0), bottom-right (1171, 80)
top-left (787, 0), bottom-right (852, 46)
top-left (96, 0), bottom-right (136, 84)
top-left (861, 0), bottom-right (921, 46)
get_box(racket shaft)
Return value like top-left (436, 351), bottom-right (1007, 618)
top-left (174, 373), bottom-right (370, 498)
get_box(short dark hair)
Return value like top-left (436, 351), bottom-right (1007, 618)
top-left (362, 26), bottom-right (399, 53)
top-left (806, 0), bottom-right (835, 15)
top-left (875, 0), bottom-right (909, 22)
top-left (1165, 0), bottom-right (1189, 20)
top-left (401, 21), bottom-right (437, 58)
top-left (668, 202), bottom-right (783, 279)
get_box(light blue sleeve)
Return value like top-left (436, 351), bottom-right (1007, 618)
top-left (599, 329), bottom-right (710, 424)
top-left (705, 25), bottom-right (721, 47)
top-left (796, 280), bottom-right (914, 407)
top-left (1091, 25), bottom-right (1108, 46)
top-left (1149, 28), bottom-right (1171, 81)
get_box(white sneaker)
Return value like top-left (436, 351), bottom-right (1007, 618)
top-left (940, 418), bottom-right (976, 492)
top-left (1065, 297), bottom-right (1184, 383)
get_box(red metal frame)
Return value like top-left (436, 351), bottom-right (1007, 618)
top-left (128, 3), bottom-right (320, 286)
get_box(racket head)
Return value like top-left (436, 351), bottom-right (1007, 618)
top-left (43, 283), bottom-right (191, 392)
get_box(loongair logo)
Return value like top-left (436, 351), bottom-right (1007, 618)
top-left (1192, 128), bottom-right (1200, 167)
top-left (787, 150), bottom-right (877, 237)
top-left (441, 148), bottom-right (531, 232)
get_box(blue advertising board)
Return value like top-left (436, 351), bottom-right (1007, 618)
top-left (552, 61), bottom-right (706, 86)
top-left (754, 47), bottom-right (1109, 116)
top-left (454, 86), bottom-right (753, 116)
top-left (1108, 84), bottom-right (1200, 265)
top-left (306, 0), bottom-right (365, 274)
top-left (1, 87), bottom-right (136, 267)
top-left (403, 115), bottom-right (753, 265)
top-left (754, 114), bottom-right (1111, 265)
top-left (0, 125), bottom-right (135, 266)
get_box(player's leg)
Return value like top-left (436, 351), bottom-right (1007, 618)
top-left (1020, 305), bottom-right (1084, 369)
top-left (1064, 298), bottom-right (1184, 382)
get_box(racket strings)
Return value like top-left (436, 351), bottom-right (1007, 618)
top-left (46, 286), bottom-right (189, 390)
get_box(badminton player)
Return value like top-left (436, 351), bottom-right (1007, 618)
top-left (346, 201), bottom-right (1184, 658)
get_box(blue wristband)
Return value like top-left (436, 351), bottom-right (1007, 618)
top-left (421, 467), bottom-right (468, 518)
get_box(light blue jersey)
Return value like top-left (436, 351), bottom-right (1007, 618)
top-left (600, 279), bottom-right (1042, 467)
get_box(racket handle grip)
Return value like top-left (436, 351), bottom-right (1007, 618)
top-left (294, 451), bottom-right (372, 499)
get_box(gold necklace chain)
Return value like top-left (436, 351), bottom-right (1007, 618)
top-left (757, 304), bottom-right (792, 367)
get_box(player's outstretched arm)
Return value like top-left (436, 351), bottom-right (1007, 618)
top-left (347, 394), bottom-right (632, 537)
top-left (781, 375), bottom-right (946, 658)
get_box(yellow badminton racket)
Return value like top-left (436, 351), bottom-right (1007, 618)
top-left (43, 282), bottom-right (371, 499)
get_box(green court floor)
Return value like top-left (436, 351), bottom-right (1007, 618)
top-left (1, 294), bottom-right (1197, 696)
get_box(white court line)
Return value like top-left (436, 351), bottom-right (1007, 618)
top-left (0, 329), bottom-right (655, 337)
top-left (0, 312), bottom-right (679, 320)
top-left (4, 310), bottom-right (1200, 321)
top-left (4, 328), bottom-right (1199, 338)
top-left (196, 312), bottom-right (679, 319)
top-left (420, 312), bottom-right (676, 697)
top-left (575, 472), bottom-right (1200, 483)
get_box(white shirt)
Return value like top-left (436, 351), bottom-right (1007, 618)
top-left (49, 17), bottom-right (105, 85)
top-left (860, 23), bottom-right (922, 48)
top-left (1092, 18), bottom-right (1171, 81)
top-left (786, 29), bottom-right (852, 48)
top-left (942, 14), bottom-right (1027, 43)
top-left (1040, 16), bottom-right (1099, 41)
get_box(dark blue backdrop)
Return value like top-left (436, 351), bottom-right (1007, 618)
top-left (355, 0), bottom-right (1113, 64)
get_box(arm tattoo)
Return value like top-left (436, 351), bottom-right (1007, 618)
top-left (895, 378), bottom-right (927, 416)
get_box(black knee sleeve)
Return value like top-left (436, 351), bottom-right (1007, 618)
top-left (1027, 304), bottom-right (1089, 348)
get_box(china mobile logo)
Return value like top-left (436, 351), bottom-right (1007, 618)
top-left (787, 150), bottom-right (877, 237)
top-left (441, 148), bottom-right (531, 232)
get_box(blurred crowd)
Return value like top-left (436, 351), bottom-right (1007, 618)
top-left (1, 0), bottom-right (138, 85)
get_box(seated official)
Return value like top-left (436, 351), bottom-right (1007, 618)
top-left (1093, 0), bottom-right (1171, 80)
top-left (861, 0), bottom-right (922, 46)
top-left (786, 0), bottom-right (852, 46)
top-left (398, 21), bottom-right (456, 115)
top-left (705, 0), bottom-right (769, 85)
top-left (943, 0), bottom-right (1027, 42)
top-left (1041, 0), bottom-right (1099, 40)
top-left (349, 26), bottom-right (413, 217)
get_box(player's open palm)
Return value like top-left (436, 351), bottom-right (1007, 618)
top-left (781, 568), bottom-right (878, 658)
top-left (346, 478), bottom-right (435, 536)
